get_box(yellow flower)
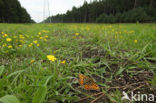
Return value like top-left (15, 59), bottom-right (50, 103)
top-left (2, 43), bottom-right (7, 47)
top-left (30, 59), bottom-right (35, 64)
top-left (28, 43), bottom-right (33, 47)
top-left (75, 33), bottom-right (79, 36)
top-left (19, 35), bottom-right (24, 39)
top-left (72, 36), bottom-right (76, 39)
top-left (19, 45), bottom-right (22, 47)
top-left (38, 32), bottom-right (41, 35)
top-left (115, 32), bottom-right (118, 34)
top-left (134, 40), bottom-right (138, 43)
top-left (20, 36), bottom-right (25, 39)
top-left (37, 44), bottom-right (40, 46)
top-left (1, 32), bottom-right (4, 34)
top-left (61, 60), bottom-right (66, 64)
top-left (6, 38), bottom-right (12, 42)
top-left (20, 40), bottom-right (25, 43)
top-left (53, 51), bottom-right (56, 54)
top-left (45, 35), bottom-right (48, 38)
top-left (40, 37), bottom-right (43, 39)
top-left (3, 34), bottom-right (8, 38)
top-left (13, 36), bottom-right (17, 38)
top-left (47, 55), bottom-right (56, 62)
top-left (8, 45), bottom-right (12, 49)
top-left (44, 39), bottom-right (47, 42)
top-left (42, 30), bottom-right (49, 33)
top-left (33, 40), bottom-right (38, 44)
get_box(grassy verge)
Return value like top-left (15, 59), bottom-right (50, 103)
top-left (0, 23), bottom-right (156, 103)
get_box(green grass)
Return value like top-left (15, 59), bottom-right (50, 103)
top-left (0, 23), bottom-right (156, 103)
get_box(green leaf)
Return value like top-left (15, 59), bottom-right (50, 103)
top-left (7, 70), bottom-right (25, 78)
top-left (0, 66), bottom-right (5, 76)
top-left (32, 76), bottom-right (52, 103)
top-left (7, 70), bottom-right (25, 85)
top-left (32, 86), bottom-right (47, 103)
top-left (0, 95), bottom-right (20, 103)
top-left (152, 75), bottom-right (156, 87)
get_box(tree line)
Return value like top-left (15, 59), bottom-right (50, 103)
top-left (0, 0), bottom-right (34, 23)
top-left (44, 0), bottom-right (156, 23)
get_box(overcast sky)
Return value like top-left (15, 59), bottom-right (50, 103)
top-left (18, 0), bottom-right (91, 22)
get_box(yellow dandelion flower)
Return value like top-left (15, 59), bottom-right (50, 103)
top-left (38, 32), bottom-right (41, 35)
top-left (28, 43), bottom-right (33, 47)
top-left (45, 35), bottom-right (48, 38)
top-left (20, 36), bottom-right (25, 39)
top-left (47, 55), bottom-right (56, 62)
top-left (6, 38), bottom-right (12, 42)
top-left (40, 37), bottom-right (43, 39)
top-left (73, 36), bottom-right (76, 39)
top-left (13, 36), bottom-right (17, 38)
top-left (2, 43), bottom-right (7, 47)
top-left (30, 59), bottom-right (35, 64)
top-left (33, 40), bottom-right (38, 44)
top-left (61, 60), bottom-right (66, 64)
top-left (115, 32), bottom-right (118, 34)
top-left (134, 40), bottom-right (138, 43)
top-left (44, 39), bottom-right (47, 42)
top-left (75, 33), bottom-right (79, 36)
top-left (37, 44), bottom-right (40, 46)
top-left (20, 40), bottom-right (25, 43)
top-left (42, 30), bottom-right (49, 33)
top-left (19, 35), bottom-right (24, 37)
top-left (3, 34), bottom-right (8, 38)
top-left (8, 45), bottom-right (12, 49)
top-left (53, 51), bottom-right (56, 54)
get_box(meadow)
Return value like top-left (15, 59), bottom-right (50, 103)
top-left (0, 23), bottom-right (156, 103)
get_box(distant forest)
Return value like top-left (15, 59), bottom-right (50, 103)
top-left (0, 0), bottom-right (34, 23)
top-left (44, 0), bottom-right (156, 23)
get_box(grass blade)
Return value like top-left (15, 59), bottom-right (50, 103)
top-left (0, 66), bottom-right (5, 76)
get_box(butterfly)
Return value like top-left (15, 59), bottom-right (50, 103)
top-left (78, 74), bottom-right (100, 91)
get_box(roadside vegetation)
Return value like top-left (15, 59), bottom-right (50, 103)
top-left (0, 23), bottom-right (156, 103)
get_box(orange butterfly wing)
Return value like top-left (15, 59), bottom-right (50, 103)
top-left (78, 74), bottom-right (100, 91)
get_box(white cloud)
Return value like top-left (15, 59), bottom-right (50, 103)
top-left (18, 0), bottom-right (91, 22)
